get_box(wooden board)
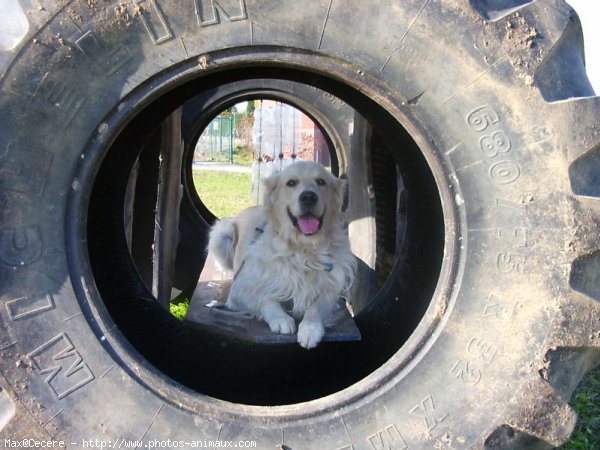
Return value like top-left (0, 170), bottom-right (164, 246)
top-left (185, 280), bottom-right (361, 344)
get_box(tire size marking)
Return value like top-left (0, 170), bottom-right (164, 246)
top-left (367, 424), bottom-right (408, 450)
top-left (466, 105), bottom-right (499, 132)
top-left (482, 293), bottom-right (522, 321)
top-left (467, 337), bottom-right (499, 364)
top-left (496, 251), bottom-right (527, 274)
top-left (5, 293), bottom-right (55, 321)
top-left (494, 199), bottom-right (529, 275)
top-left (489, 160), bottom-right (520, 185)
top-left (449, 357), bottom-right (481, 386)
top-left (449, 337), bottom-right (499, 387)
top-left (26, 333), bottom-right (95, 400)
top-left (0, 142), bottom-right (53, 197)
top-left (409, 395), bottom-right (448, 434)
top-left (466, 105), bottom-right (521, 186)
top-left (0, 225), bottom-right (43, 267)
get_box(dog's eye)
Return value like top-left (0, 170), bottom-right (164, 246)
top-left (286, 179), bottom-right (298, 187)
top-left (316, 178), bottom-right (327, 186)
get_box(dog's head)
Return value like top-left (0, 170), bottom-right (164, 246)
top-left (263, 161), bottom-right (346, 242)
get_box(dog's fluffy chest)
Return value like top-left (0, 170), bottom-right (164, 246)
top-left (236, 226), bottom-right (354, 317)
top-left (255, 231), bottom-right (343, 283)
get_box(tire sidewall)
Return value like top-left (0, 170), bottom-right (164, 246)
top-left (0, 1), bottom-right (572, 447)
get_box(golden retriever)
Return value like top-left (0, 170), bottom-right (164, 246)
top-left (208, 161), bottom-right (356, 348)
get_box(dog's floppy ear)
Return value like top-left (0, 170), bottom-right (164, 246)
top-left (262, 171), bottom-right (280, 209)
top-left (334, 175), bottom-right (348, 211)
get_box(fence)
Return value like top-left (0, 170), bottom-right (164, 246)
top-left (194, 114), bottom-right (237, 163)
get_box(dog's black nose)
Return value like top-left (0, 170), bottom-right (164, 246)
top-left (299, 190), bottom-right (318, 207)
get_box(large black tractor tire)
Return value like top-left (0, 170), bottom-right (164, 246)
top-left (1, 1), bottom-right (599, 449)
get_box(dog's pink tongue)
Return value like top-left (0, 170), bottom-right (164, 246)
top-left (298, 215), bottom-right (320, 235)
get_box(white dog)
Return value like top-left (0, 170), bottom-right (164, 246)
top-left (207, 161), bottom-right (356, 349)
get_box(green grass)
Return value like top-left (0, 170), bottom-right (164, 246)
top-left (562, 366), bottom-right (600, 449)
top-left (196, 145), bottom-right (255, 166)
top-left (192, 169), bottom-right (255, 218)
top-left (232, 145), bottom-right (254, 166)
top-left (170, 298), bottom-right (190, 321)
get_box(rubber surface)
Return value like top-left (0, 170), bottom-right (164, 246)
top-left (0, 1), bottom-right (599, 448)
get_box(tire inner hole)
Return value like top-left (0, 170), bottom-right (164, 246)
top-left (86, 72), bottom-right (445, 405)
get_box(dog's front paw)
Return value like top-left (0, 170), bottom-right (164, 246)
top-left (266, 314), bottom-right (296, 335)
top-left (297, 319), bottom-right (325, 349)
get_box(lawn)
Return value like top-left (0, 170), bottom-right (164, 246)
top-left (184, 169), bottom-right (599, 448)
top-left (561, 367), bottom-right (600, 449)
top-left (192, 169), bottom-right (255, 218)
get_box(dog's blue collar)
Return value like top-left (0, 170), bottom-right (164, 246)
top-left (324, 262), bottom-right (334, 272)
